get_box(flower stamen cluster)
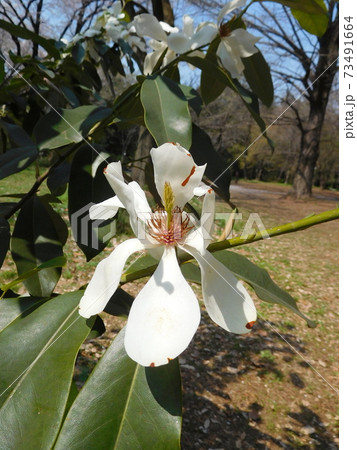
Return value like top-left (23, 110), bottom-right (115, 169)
top-left (219, 22), bottom-right (232, 38)
top-left (147, 207), bottom-right (193, 246)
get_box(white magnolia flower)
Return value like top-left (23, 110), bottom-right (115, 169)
top-left (79, 143), bottom-right (257, 367)
top-left (194, 0), bottom-right (260, 78)
top-left (133, 14), bottom-right (208, 74)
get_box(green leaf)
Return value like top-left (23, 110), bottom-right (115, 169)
top-left (190, 124), bottom-right (231, 201)
top-left (33, 105), bottom-right (112, 150)
top-left (68, 147), bottom-right (116, 261)
top-left (183, 250), bottom-right (315, 327)
top-left (0, 119), bottom-right (34, 147)
top-left (234, 79), bottom-right (275, 151)
top-left (0, 292), bottom-right (95, 448)
top-left (182, 53), bottom-right (232, 106)
top-left (141, 75), bottom-right (192, 149)
top-left (86, 315), bottom-right (106, 340)
top-left (104, 287), bottom-right (135, 316)
top-left (11, 196), bottom-right (68, 297)
top-left (112, 83), bottom-right (144, 128)
top-left (291, 1), bottom-right (328, 36)
top-left (47, 161), bottom-right (71, 196)
top-left (72, 42), bottom-right (85, 65)
top-left (0, 146), bottom-right (38, 180)
top-left (179, 84), bottom-right (202, 116)
top-left (243, 51), bottom-right (274, 107)
top-left (0, 57), bottom-right (4, 83)
top-left (1, 256), bottom-right (66, 295)
top-left (124, 253), bottom-right (158, 276)
top-left (54, 329), bottom-right (182, 449)
top-left (259, 0), bottom-right (327, 14)
top-left (200, 43), bottom-right (227, 105)
top-left (0, 218), bottom-right (10, 268)
top-left (0, 19), bottom-right (60, 58)
top-left (0, 296), bottom-right (48, 333)
top-left (182, 54), bottom-right (274, 149)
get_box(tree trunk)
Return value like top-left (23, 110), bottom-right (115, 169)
top-left (291, 3), bottom-right (339, 198)
top-left (292, 108), bottom-right (323, 197)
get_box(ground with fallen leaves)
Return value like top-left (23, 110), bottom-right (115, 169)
top-left (2, 178), bottom-right (339, 449)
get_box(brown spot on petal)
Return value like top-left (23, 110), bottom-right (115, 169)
top-left (167, 357), bottom-right (172, 363)
top-left (187, 153), bottom-right (192, 157)
top-left (208, 188), bottom-right (213, 194)
top-left (150, 362), bottom-right (155, 367)
top-left (169, 142), bottom-right (177, 145)
top-left (181, 166), bottom-right (196, 187)
top-left (103, 167), bottom-right (107, 174)
top-left (246, 321), bottom-right (256, 330)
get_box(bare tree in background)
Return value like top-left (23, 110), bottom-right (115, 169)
top-left (0, 0), bottom-right (115, 55)
top-left (247, 0), bottom-right (338, 198)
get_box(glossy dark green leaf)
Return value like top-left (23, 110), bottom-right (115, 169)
top-left (182, 54), bottom-right (229, 106)
top-left (55, 329), bottom-right (182, 450)
top-left (0, 19), bottom-right (60, 58)
top-left (243, 51), bottom-right (274, 107)
top-left (259, 0), bottom-right (327, 14)
top-left (0, 218), bottom-right (10, 268)
top-left (72, 42), bottom-right (85, 65)
top-left (141, 75), bottom-right (192, 149)
top-left (47, 161), bottom-right (71, 196)
top-left (0, 119), bottom-right (34, 147)
top-left (0, 295), bottom-right (48, 332)
top-left (104, 287), bottom-right (135, 316)
top-left (68, 147), bottom-right (116, 260)
top-left (291, 0), bottom-right (328, 36)
top-left (33, 105), bottom-right (112, 150)
top-left (179, 84), bottom-right (202, 116)
top-left (124, 252), bottom-right (158, 276)
top-left (182, 250), bottom-right (315, 327)
top-left (1, 256), bottom-right (66, 295)
top-left (0, 146), bottom-right (38, 180)
top-left (234, 79), bottom-right (275, 151)
top-left (114, 87), bottom-right (144, 128)
top-left (11, 196), bottom-right (68, 296)
top-left (0, 57), bottom-right (4, 83)
top-left (0, 292), bottom-right (94, 448)
top-left (182, 54), bottom-right (274, 149)
top-left (86, 315), bottom-right (106, 339)
top-left (190, 124), bottom-right (231, 201)
top-left (200, 41), bottom-right (227, 105)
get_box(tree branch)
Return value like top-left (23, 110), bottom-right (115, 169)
top-left (120, 208), bottom-right (339, 284)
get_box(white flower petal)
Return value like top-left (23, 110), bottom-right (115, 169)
top-left (217, 40), bottom-right (243, 78)
top-left (159, 21), bottom-right (179, 34)
top-left (124, 246), bottom-right (201, 367)
top-left (182, 244), bottom-right (257, 334)
top-left (104, 162), bottom-right (152, 238)
top-left (167, 32), bottom-right (191, 53)
top-left (183, 15), bottom-right (194, 38)
top-left (143, 46), bottom-right (166, 74)
top-left (192, 23), bottom-right (217, 49)
top-left (193, 183), bottom-right (211, 197)
top-left (201, 189), bottom-right (215, 246)
top-left (228, 29), bottom-right (260, 57)
top-left (83, 28), bottom-right (101, 38)
top-left (79, 238), bottom-right (145, 318)
top-left (217, 0), bottom-right (246, 25)
top-left (89, 196), bottom-right (124, 220)
top-left (150, 143), bottom-right (206, 208)
top-left (134, 14), bottom-right (167, 42)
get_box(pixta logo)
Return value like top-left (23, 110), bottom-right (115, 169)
top-left (71, 203), bottom-right (117, 250)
